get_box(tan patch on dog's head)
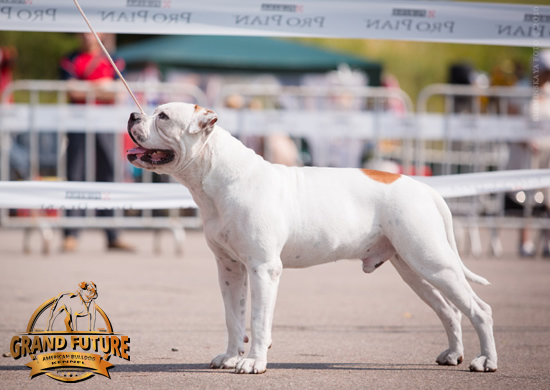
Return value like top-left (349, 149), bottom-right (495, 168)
top-left (360, 169), bottom-right (401, 184)
top-left (194, 104), bottom-right (201, 113)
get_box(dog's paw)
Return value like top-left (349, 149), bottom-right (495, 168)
top-left (210, 353), bottom-right (243, 369)
top-left (469, 355), bottom-right (497, 372)
top-left (235, 358), bottom-right (267, 374)
top-left (436, 349), bottom-right (463, 366)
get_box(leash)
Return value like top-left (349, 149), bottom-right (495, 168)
top-left (73, 0), bottom-right (145, 116)
top-left (73, 0), bottom-right (214, 175)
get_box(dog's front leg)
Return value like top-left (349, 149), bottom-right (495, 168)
top-left (68, 311), bottom-right (77, 332)
top-left (210, 257), bottom-right (248, 370)
top-left (235, 260), bottom-right (282, 374)
top-left (89, 305), bottom-right (97, 331)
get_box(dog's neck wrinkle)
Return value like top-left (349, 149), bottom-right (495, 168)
top-left (172, 145), bottom-right (215, 212)
top-left (172, 131), bottom-right (212, 177)
top-left (171, 128), bottom-right (266, 215)
top-left (172, 131), bottom-right (216, 186)
top-left (170, 131), bottom-right (221, 214)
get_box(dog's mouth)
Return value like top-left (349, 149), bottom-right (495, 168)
top-left (127, 146), bottom-right (175, 165)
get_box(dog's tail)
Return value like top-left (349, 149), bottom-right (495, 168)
top-left (427, 186), bottom-right (491, 286)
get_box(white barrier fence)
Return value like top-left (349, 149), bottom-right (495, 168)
top-left (2, 81), bottom-right (550, 256)
top-left (0, 81), bottom-right (210, 254)
top-left (0, 181), bottom-right (194, 210)
top-left (1, 170), bottom-right (550, 209)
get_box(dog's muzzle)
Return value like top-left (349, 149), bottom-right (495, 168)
top-left (128, 112), bottom-right (142, 130)
top-left (126, 112), bottom-right (176, 165)
top-left (127, 112), bottom-right (144, 145)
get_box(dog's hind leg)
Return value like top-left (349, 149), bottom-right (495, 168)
top-left (47, 308), bottom-right (62, 331)
top-left (386, 190), bottom-right (497, 372)
top-left (65, 310), bottom-right (76, 332)
top-left (392, 242), bottom-right (497, 372)
top-left (210, 257), bottom-right (249, 370)
top-left (390, 254), bottom-right (464, 366)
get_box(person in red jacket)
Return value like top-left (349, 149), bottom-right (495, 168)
top-left (0, 46), bottom-right (16, 102)
top-left (60, 33), bottom-right (133, 252)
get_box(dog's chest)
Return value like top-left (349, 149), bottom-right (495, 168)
top-left (204, 218), bottom-right (248, 261)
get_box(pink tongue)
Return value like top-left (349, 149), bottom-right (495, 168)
top-left (127, 146), bottom-right (148, 154)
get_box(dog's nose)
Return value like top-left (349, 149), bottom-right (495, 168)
top-left (128, 112), bottom-right (142, 130)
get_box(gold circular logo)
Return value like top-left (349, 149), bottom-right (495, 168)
top-left (10, 282), bottom-right (130, 383)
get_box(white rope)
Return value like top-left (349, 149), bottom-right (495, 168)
top-left (73, 0), bottom-right (145, 115)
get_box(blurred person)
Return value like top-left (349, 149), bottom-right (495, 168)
top-left (533, 50), bottom-right (550, 121)
top-left (227, 94), bottom-right (301, 166)
top-left (0, 46), bottom-right (28, 180)
top-left (265, 133), bottom-right (301, 167)
top-left (60, 33), bottom-right (133, 252)
top-left (300, 64), bottom-right (367, 167)
top-left (448, 62), bottom-right (475, 113)
top-left (490, 59), bottom-right (516, 88)
top-left (381, 73), bottom-right (406, 116)
top-left (133, 62), bottom-right (163, 107)
top-left (504, 142), bottom-right (545, 257)
top-left (488, 59), bottom-right (528, 115)
top-left (506, 51), bottom-right (550, 258)
top-left (0, 46), bottom-right (16, 102)
top-left (2, 48), bottom-right (58, 181)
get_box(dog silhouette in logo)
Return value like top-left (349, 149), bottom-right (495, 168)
top-left (46, 282), bottom-right (98, 332)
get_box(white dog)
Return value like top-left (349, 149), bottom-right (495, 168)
top-left (127, 103), bottom-right (497, 374)
top-left (47, 281), bottom-right (98, 332)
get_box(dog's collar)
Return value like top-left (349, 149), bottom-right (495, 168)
top-left (176, 129), bottom-right (215, 175)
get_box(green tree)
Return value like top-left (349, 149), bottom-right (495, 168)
top-left (0, 32), bottom-right (80, 80)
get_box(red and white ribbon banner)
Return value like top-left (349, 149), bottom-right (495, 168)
top-left (0, 1), bottom-right (548, 47)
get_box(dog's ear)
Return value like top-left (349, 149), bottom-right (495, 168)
top-left (79, 281), bottom-right (87, 289)
top-left (189, 104), bottom-right (218, 134)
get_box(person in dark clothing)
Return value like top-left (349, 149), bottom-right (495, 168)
top-left (60, 33), bottom-right (133, 252)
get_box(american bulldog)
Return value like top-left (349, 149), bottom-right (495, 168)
top-left (126, 102), bottom-right (497, 374)
top-left (47, 281), bottom-right (98, 332)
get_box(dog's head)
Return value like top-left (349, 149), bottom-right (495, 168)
top-left (127, 102), bottom-right (218, 174)
top-left (78, 281), bottom-right (98, 302)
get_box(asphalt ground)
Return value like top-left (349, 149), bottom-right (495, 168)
top-left (0, 227), bottom-right (549, 390)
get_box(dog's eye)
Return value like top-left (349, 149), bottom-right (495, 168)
top-left (158, 112), bottom-right (169, 120)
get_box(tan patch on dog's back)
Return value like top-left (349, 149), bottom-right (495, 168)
top-left (360, 169), bottom-right (401, 184)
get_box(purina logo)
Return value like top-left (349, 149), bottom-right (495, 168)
top-left (9, 282), bottom-right (130, 383)
top-left (65, 191), bottom-right (102, 200)
top-left (392, 8), bottom-right (436, 18)
top-left (524, 13), bottom-right (550, 23)
top-left (261, 3), bottom-right (303, 13)
top-left (127, 0), bottom-right (171, 8)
